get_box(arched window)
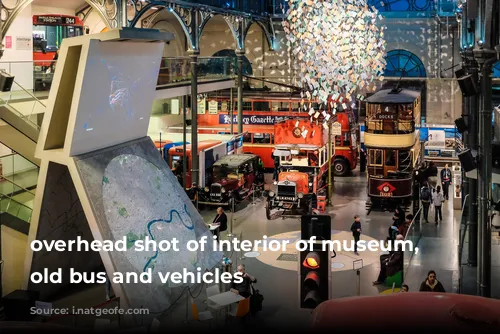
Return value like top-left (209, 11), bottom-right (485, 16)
top-left (384, 49), bottom-right (427, 78)
top-left (212, 49), bottom-right (253, 76)
top-left (367, 0), bottom-right (435, 12)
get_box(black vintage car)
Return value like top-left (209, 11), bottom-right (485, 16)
top-left (197, 153), bottom-right (264, 208)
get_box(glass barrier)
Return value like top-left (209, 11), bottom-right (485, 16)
top-left (0, 153), bottom-right (39, 187)
top-left (157, 57), bottom-right (234, 87)
top-left (33, 60), bottom-right (56, 93)
top-left (0, 193), bottom-right (33, 223)
top-left (0, 69), bottom-right (45, 131)
top-left (182, 0), bottom-right (268, 15)
top-left (403, 207), bottom-right (422, 279)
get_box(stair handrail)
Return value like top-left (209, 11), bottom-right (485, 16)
top-left (0, 177), bottom-right (36, 196)
top-left (0, 69), bottom-right (45, 130)
top-left (0, 193), bottom-right (33, 221)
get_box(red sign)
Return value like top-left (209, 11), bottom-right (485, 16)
top-left (377, 182), bottom-right (396, 197)
top-left (5, 36), bottom-right (11, 49)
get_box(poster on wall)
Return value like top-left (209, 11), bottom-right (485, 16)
top-left (420, 127), bottom-right (457, 157)
top-left (15, 36), bottom-right (32, 50)
top-left (5, 36), bottom-right (12, 49)
top-left (221, 101), bottom-right (228, 112)
top-left (208, 100), bottom-right (218, 114)
top-left (197, 98), bottom-right (206, 114)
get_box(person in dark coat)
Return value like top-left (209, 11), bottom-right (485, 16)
top-left (350, 214), bottom-right (362, 256)
top-left (419, 270), bottom-right (446, 292)
top-left (230, 264), bottom-right (256, 298)
top-left (440, 164), bottom-right (452, 200)
top-left (373, 234), bottom-right (404, 284)
top-left (211, 207), bottom-right (227, 239)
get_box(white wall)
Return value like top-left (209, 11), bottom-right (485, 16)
top-left (0, 143), bottom-right (12, 157)
top-left (84, 10), bottom-right (107, 34)
top-left (0, 4), bottom-right (33, 90)
top-left (31, 5), bottom-right (73, 16)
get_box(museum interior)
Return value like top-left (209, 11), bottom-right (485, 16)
top-left (0, 0), bottom-right (500, 332)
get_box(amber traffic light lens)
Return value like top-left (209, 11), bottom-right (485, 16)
top-left (303, 252), bottom-right (320, 269)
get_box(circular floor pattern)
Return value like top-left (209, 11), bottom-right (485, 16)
top-left (254, 230), bottom-right (382, 272)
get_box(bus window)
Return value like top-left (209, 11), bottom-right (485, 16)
top-left (385, 150), bottom-right (396, 167)
top-left (254, 133), bottom-right (271, 144)
top-left (243, 133), bottom-right (252, 143)
top-left (291, 102), bottom-right (299, 112)
top-left (368, 149), bottom-right (382, 166)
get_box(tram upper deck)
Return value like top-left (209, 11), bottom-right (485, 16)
top-left (364, 88), bottom-right (421, 149)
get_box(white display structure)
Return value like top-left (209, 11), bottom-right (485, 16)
top-left (23, 28), bottom-right (223, 316)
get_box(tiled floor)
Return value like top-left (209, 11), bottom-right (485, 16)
top-left (41, 167), bottom-right (463, 331)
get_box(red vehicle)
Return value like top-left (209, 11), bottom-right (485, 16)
top-left (265, 119), bottom-right (332, 219)
top-left (33, 14), bottom-right (84, 66)
top-left (312, 293), bottom-right (500, 331)
top-left (197, 97), bottom-right (358, 175)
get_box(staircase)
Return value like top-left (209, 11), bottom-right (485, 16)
top-left (0, 177), bottom-right (35, 224)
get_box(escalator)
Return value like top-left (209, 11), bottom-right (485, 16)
top-left (0, 177), bottom-right (35, 229)
top-left (0, 79), bottom-right (44, 167)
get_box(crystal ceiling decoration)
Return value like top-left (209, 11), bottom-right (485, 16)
top-left (283, 0), bottom-right (387, 122)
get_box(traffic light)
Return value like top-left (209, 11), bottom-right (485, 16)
top-left (299, 215), bottom-right (331, 309)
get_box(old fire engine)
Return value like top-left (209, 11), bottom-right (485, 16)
top-left (264, 119), bottom-right (331, 219)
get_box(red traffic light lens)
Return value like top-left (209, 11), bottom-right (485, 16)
top-left (303, 252), bottom-right (320, 269)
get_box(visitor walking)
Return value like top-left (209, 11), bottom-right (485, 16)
top-left (350, 214), bottom-right (362, 256)
top-left (420, 182), bottom-right (432, 223)
top-left (432, 185), bottom-right (445, 225)
top-left (440, 164), bottom-right (452, 200)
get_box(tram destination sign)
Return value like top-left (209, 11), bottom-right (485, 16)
top-left (375, 112), bottom-right (396, 120)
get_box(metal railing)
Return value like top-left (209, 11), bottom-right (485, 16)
top-left (0, 153), bottom-right (39, 183)
top-left (0, 69), bottom-right (45, 131)
top-left (0, 192), bottom-right (33, 223)
top-left (457, 194), bottom-right (470, 293)
top-left (403, 207), bottom-right (422, 279)
top-left (0, 177), bottom-right (36, 196)
top-left (157, 57), bottom-right (234, 88)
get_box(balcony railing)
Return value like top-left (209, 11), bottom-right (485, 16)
top-left (31, 57), bottom-right (235, 93)
top-left (157, 57), bottom-right (234, 88)
top-left (182, 0), bottom-right (269, 15)
top-left (269, 0), bottom-right (457, 17)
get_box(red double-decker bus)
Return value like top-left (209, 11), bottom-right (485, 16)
top-left (32, 14), bottom-right (84, 66)
top-left (197, 97), bottom-right (358, 176)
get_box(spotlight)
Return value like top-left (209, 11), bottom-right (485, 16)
top-left (478, 40), bottom-right (484, 48)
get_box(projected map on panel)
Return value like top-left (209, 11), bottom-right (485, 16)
top-left (102, 154), bottom-right (216, 287)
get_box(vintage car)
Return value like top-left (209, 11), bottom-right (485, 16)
top-left (197, 153), bottom-right (264, 208)
top-left (265, 170), bottom-right (320, 219)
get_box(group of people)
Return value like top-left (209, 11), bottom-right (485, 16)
top-left (385, 270), bottom-right (446, 293)
top-left (419, 162), bottom-right (452, 224)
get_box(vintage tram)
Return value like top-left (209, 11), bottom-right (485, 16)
top-left (364, 88), bottom-right (421, 207)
